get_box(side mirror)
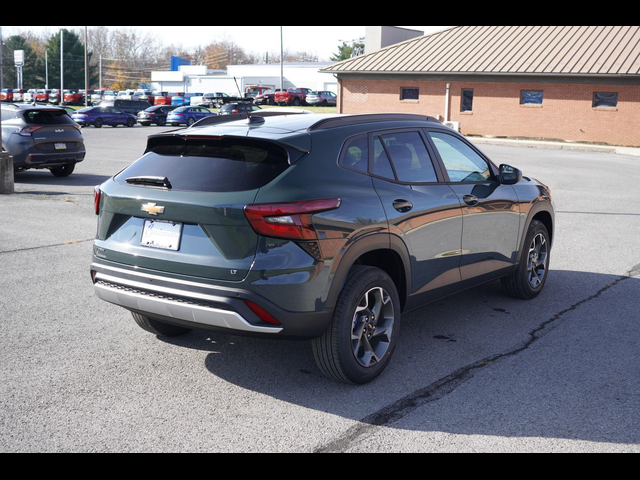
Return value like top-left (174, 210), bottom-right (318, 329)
top-left (499, 164), bottom-right (522, 185)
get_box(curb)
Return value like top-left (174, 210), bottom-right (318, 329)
top-left (469, 137), bottom-right (640, 157)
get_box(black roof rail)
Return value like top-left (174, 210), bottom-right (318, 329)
top-left (189, 109), bottom-right (313, 128)
top-left (308, 113), bottom-right (441, 131)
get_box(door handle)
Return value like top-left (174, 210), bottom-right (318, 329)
top-left (463, 195), bottom-right (479, 206)
top-left (393, 199), bottom-right (413, 213)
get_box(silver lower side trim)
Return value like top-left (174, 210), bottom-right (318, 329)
top-left (94, 278), bottom-right (282, 335)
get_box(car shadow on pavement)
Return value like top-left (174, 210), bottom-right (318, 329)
top-left (159, 269), bottom-right (640, 449)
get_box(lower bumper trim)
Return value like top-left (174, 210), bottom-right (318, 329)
top-left (94, 279), bottom-right (283, 335)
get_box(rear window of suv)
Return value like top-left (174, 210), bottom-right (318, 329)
top-left (23, 109), bottom-right (76, 125)
top-left (116, 137), bottom-right (291, 193)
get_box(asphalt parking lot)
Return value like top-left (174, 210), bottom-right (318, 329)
top-left (1, 125), bottom-right (639, 453)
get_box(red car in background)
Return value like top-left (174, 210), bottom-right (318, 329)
top-left (155, 92), bottom-right (181, 106)
top-left (64, 91), bottom-right (85, 105)
top-left (274, 87), bottom-right (312, 106)
top-left (36, 89), bottom-right (53, 103)
top-left (1, 89), bottom-right (14, 102)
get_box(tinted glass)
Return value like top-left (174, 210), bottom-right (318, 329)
top-left (461, 89), bottom-right (474, 112)
top-left (429, 132), bottom-right (491, 182)
top-left (593, 92), bottom-right (618, 108)
top-left (401, 88), bottom-right (419, 100)
top-left (340, 136), bottom-right (368, 174)
top-left (521, 90), bottom-right (543, 105)
top-left (379, 132), bottom-right (437, 183)
top-left (23, 109), bottom-right (76, 125)
top-left (116, 138), bottom-right (290, 193)
top-left (373, 138), bottom-right (396, 180)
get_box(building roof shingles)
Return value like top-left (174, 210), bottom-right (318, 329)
top-left (324, 26), bottom-right (640, 76)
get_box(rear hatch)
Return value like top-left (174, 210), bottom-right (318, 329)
top-left (21, 108), bottom-right (84, 153)
top-left (95, 134), bottom-right (294, 282)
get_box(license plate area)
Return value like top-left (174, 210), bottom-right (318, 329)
top-left (55, 143), bottom-right (67, 150)
top-left (140, 220), bottom-right (183, 251)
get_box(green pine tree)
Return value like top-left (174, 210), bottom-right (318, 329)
top-left (42, 29), bottom-right (97, 89)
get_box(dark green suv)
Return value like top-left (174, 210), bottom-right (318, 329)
top-left (91, 113), bottom-right (554, 384)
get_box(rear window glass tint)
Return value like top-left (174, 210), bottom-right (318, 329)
top-left (116, 138), bottom-right (290, 193)
top-left (23, 110), bottom-right (75, 125)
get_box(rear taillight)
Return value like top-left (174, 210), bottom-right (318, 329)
top-left (94, 186), bottom-right (101, 215)
top-left (244, 199), bottom-right (341, 241)
top-left (18, 126), bottom-right (42, 136)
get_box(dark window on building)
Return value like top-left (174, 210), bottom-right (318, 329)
top-left (461, 89), bottom-right (474, 112)
top-left (593, 92), bottom-right (618, 108)
top-left (401, 88), bottom-right (419, 101)
top-left (521, 90), bottom-right (544, 105)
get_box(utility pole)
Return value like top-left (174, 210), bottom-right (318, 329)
top-left (45, 51), bottom-right (49, 89)
top-left (60, 30), bottom-right (64, 104)
top-left (280, 26), bottom-right (284, 93)
top-left (0, 26), bottom-right (14, 193)
top-left (99, 55), bottom-right (102, 90)
top-left (84, 26), bottom-right (88, 107)
top-left (0, 26), bottom-right (4, 90)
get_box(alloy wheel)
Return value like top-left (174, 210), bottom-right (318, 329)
top-left (528, 233), bottom-right (548, 288)
top-left (351, 287), bottom-right (395, 368)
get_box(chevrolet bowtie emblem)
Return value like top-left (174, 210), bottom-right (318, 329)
top-left (141, 203), bottom-right (165, 216)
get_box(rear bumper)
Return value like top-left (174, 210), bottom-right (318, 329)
top-left (12, 149), bottom-right (86, 169)
top-left (90, 262), bottom-right (333, 339)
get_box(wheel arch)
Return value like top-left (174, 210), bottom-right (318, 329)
top-left (517, 201), bottom-right (555, 257)
top-left (325, 233), bottom-right (411, 313)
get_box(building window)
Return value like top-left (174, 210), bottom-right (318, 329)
top-left (593, 92), bottom-right (618, 108)
top-left (521, 90), bottom-right (544, 105)
top-left (401, 88), bottom-right (419, 101)
top-left (461, 89), bottom-right (474, 112)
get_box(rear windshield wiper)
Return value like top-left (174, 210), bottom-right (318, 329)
top-left (125, 176), bottom-right (172, 189)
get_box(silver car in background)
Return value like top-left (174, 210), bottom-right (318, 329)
top-left (305, 91), bottom-right (337, 106)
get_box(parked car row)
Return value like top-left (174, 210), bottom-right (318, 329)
top-left (4, 86), bottom-right (338, 109)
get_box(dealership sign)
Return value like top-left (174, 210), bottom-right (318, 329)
top-left (14, 50), bottom-right (24, 66)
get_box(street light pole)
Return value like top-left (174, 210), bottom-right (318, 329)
top-left (84, 26), bottom-right (88, 107)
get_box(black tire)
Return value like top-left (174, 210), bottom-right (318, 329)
top-left (187, 117), bottom-right (196, 126)
top-left (502, 220), bottom-right (551, 299)
top-left (126, 117), bottom-right (135, 127)
top-left (157, 117), bottom-right (166, 127)
top-left (50, 164), bottom-right (75, 177)
top-left (132, 312), bottom-right (192, 338)
top-left (312, 266), bottom-right (401, 384)
top-left (94, 118), bottom-right (103, 128)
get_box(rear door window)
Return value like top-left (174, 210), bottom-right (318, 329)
top-left (377, 132), bottom-right (438, 183)
top-left (116, 138), bottom-right (291, 193)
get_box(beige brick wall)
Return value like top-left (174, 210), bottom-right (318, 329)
top-left (339, 78), bottom-right (640, 147)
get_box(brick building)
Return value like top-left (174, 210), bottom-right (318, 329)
top-left (323, 26), bottom-right (640, 147)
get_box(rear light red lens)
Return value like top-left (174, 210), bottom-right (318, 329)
top-left (18, 126), bottom-right (42, 136)
top-left (94, 186), bottom-right (101, 215)
top-left (244, 300), bottom-right (281, 326)
top-left (244, 199), bottom-right (341, 241)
